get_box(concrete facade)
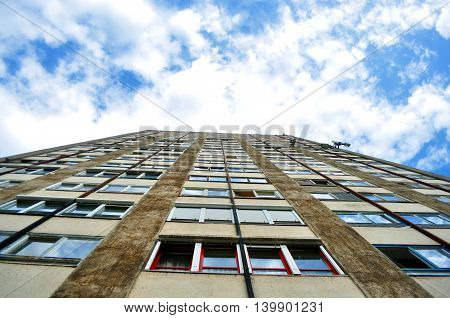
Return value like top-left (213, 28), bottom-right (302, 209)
top-left (0, 131), bottom-right (448, 298)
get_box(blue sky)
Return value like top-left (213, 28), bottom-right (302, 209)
top-left (0, 0), bottom-right (449, 176)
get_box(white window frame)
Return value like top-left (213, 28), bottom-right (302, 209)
top-left (58, 202), bottom-right (133, 219)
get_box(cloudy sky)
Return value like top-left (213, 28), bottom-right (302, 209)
top-left (0, 0), bottom-right (449, 176)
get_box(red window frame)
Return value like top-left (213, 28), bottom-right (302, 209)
top-left (248, 248), bottom-right (292, 275)
top-left (150, 244), bottom-right (193, 271)
top-left (291, 248), bottom-right (339, 275)
top-left (199, 245), bottom-right (240, 273)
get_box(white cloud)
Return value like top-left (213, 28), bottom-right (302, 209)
top-left (417, 144), bottom-right (450, 171)
top-left (0, 0), bottom-right (449, 174)
top-left (435, 6), bottom-right (450, 39)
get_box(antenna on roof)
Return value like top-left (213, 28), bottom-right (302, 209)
top-left (332, 141), bottom-right (350, 149)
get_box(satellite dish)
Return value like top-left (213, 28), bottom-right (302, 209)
top-left (332, 141), bottom-right (351, 149)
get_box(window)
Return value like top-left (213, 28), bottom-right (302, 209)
top-left (238, 209), bottom-right (268, 223)
top-left (337, 212), bottom-right (401, 226)
top-left (338, 180), bottom-right (374, 187)
top-left (102, 162), bottom-right (133, 168)
top-left (0, 199), bottom-right (66, 215)
top-left (434, 196), bottom-right (450, 204)
top-left (289, 246), bottom-right (337, 276)
top-left (229, 177), bottom-right (268, 184)
top-left (0, 180), bottom-right (22, 188)
top-left (399, 213), bottom-right (450, 227)
top-left (170, 207), bottom-right (202, 221)
top-left (237, 209), bottom-right (303, 225)
top-left (181, 188), bottom-right (229, 197)
top-left (370, 172), bottom-right (393, 178)
top-left (247, 247), bottom-right (290, 275)
top-left (121, 171), bottom-right (161, 180)
top-left (59, 202), bottom-right (132, 219)
top-left (0, 232), bottom-right (11, 243)
top-left (47, 182), bottom-right (96, 192)
top-left (15, 167), bottom-right (58, 175)
top-left (362, 193), bottom-right (408, 202)
top-left (283, 169), bottom-right (312, 175)
top-left (0, 235), bottom-right (100, 264)
top-left (168, 206), bottom-right (234, 223)
top-left (149, 243), bottom-right (194, 271)
top-left (76, 170), bottom-right (121, 178)
top-left (99, 184), bottom-right (150, 194)
top-left (189, 176), bottom-right (208, 181)
top-left (311, 192), bottom-right (360, 201)
top-left (204, 208), bottom-right (233, 222)
top-left (233, 190), bottom-right (282, 199)
top-left (376, 245), bottom-right (450, 275)
top-left (200, 244), bottom-right (239, 273)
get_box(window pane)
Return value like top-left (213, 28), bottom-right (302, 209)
top-left (402, 215), bottom-right (430, 225)
top-left (364, 194), bottom-right (381, 201)
top-left (230, 178), bottom-right (247, 183)
top-left (54, 183), bottom-right (79, 190)
top-left (0, 200), bottom-right (40, 213)
top-left (333, 193), bottom-right (359, 201)
top-left (0, 234), bottom-right (9, 242)
top-left (378, 247), bottom-right (431, 269)
top-left (268, 210), bottom-right (300, 223)
top-left (413, 249), bottom-right (450, 269)
top-left (14, 239), bottom-right (57, 257)
top-left (209, 177), bottom-right (227, 182)
top-left (338, 213), bottom-right (370, 224)
top-left (255, 191), bottom-right (280, 198)
top-left (189, 176), bottom-right (208, 181)
top-left (238, 210), bottom-right (268, 223)
top-left (103, 185), bottom-right (127, 192)
top-left (182, 189), bottom-right (204, 196)
top-left (210, 167), bottom-right (225, 172)
top-left (311, 193), bottom-right (334, 200)
top-left (249, 178), bottom-right (267, 183)
top-left (207, 189), bottom-right (229, 197)
top-left (290, 248), bottom-right (331, 271)
top-left (436, 196), bottom-right (450, 203)
top-left (202, 246), bottom-right (237, 273)
top-left (365, 214), bottom-right (394, 224)
top-left (379, 194), bottom-right (404, 202)
top-left (47, 239), bottom-right (100, 259)
top-left (31, 201), bottom-right (65, 214)
top-left (424, 216), bottom-right (450, 225)
top-left (99, 205), bottom-right (129, 218)
top-left (234, 190), bottom-right (255, 198)
top-left (127, 186), bottom-right (149, 194)
top-left (204, 208), bottom-right (233, 222)
top-left (142, 172), bottom-right (162, 180)
top-left (155, 243), bottom-right (194, 271)
top-left (248, 248), bottom-right (287, 274)
top-left (63, 204), bottom-right (98, 216)
top-left (171, 207), bottom-right (201, 221)
top-left (79, 184), bottom-right (95, 191)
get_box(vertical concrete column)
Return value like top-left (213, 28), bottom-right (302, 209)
top-left (52, 134), bottom-right (206, 298)
top-left (237, 136), bottom-right (431, 298)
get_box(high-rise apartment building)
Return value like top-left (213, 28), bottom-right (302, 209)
top-left (0, 130), bottom-right (448, 298)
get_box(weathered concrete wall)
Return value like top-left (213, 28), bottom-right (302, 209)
top-left (0, 263), bottom-right (73, 297)
top-left (237, 136), bottom-right (431, 298)
top-left (52, 134), bottom-right (205, 297)
top-left (252, 276), bottom-right (364, 298)
top-left (129, 272), bottom-right (247, 298)
top-left (413, 277), bottom-right (450, 297)
top-left (31, 217), bottom-right (119, 237)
